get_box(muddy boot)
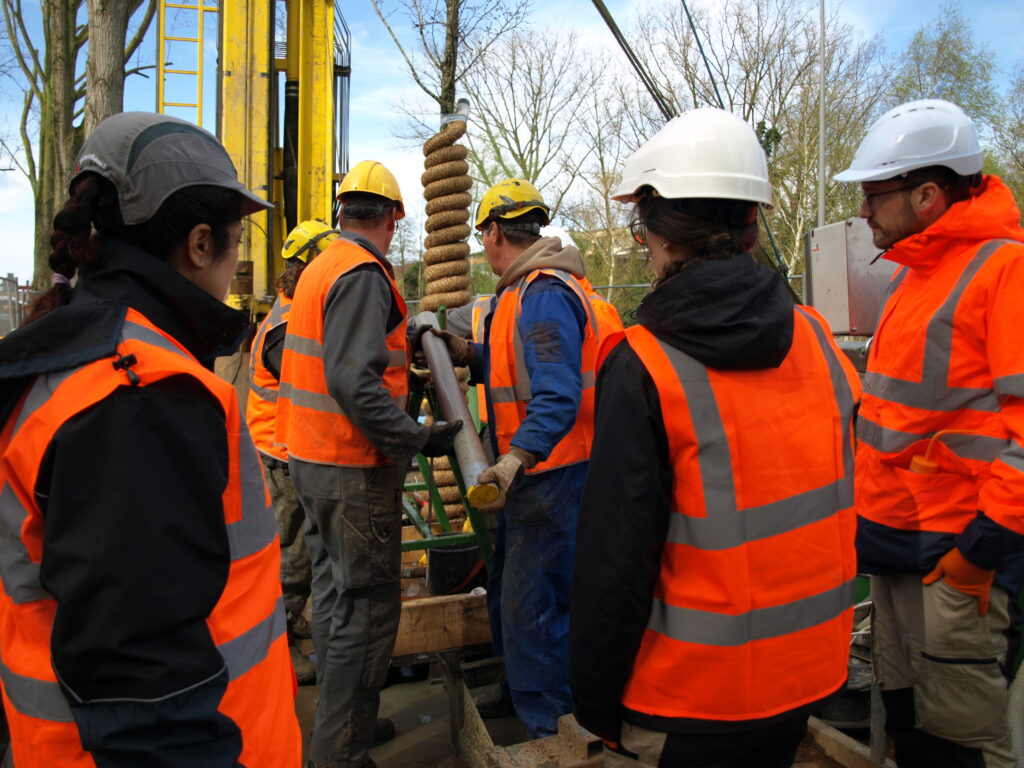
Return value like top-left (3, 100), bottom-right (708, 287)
top-left (475, 683), bottom-right (515, 718)
top-left (371, 717), bottom-right (396, 746)
top-left (290, 645), bottom-right (316, 686)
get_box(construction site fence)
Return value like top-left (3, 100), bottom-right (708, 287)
top-left (0, 274), bottom-right (31, 336)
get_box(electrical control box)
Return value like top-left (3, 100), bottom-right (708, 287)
top-left (805, 217), bottom-right (898, 336)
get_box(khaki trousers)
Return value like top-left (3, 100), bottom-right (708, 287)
top-left (872, 573), bottom-right (1015, 768)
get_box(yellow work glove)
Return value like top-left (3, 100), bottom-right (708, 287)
top-left (923, 548), bottom-right (996, 616)
top-left (476, 446), bottom-right (537, 513)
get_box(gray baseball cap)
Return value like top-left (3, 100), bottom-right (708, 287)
top-left (70, 111), bottom-right (272, 226)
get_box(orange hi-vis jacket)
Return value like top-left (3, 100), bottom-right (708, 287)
top-left (246, 293), bottom-right (290, 461)
top-left (577, 276), bottom-right (625, 342)
top-left (277, 237), bottom-right (409, 467)
top-left (489, 268), bottom-right (600, 475)
top-left (615, 308), bottom-right (859, 721)
top-left (855, 176), bottom-right (1024, 576)
top-left (0, 308), bottom-right (300, 768)
top-left (470, 295), bottom-right (492, 426)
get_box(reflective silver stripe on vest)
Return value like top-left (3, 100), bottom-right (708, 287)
top-left (0, 484), bottom-right (49, 604)
top-left (286, 385), bottom-right (344, 415)
top-left (284, 335), bottom-right (322, 357)
top-left (13, 367), bottom-right (76, 436)
top-left (249, 382), bottom-right (278, 402)
top-left (657, 317), bottom-right (853, 550)
top-left (503, 270), bottom-right (596, 405)
top-left (511, 321), bottom-right (533, 402)
top-left (388, 349), bottom-right (407, 368)
top-left (490, 385), bottom-right (518, 404)
top-left (865, 240), bottom-right (1009, 413)
top-left (218, 596), bottom-right (287, 680)
top-left (998, 440), bottom-right (1024, 473)
top-left (248, 298), bottom-right (288, 381)
top-left (857, 414), bottom-right (1009, 461)
top-left (232, 426), bottom-right (280, 559)
top-left (650, 578), bottom-right (857, 647)
top-left (122, 319), bottom-right (186, 356)
top-left (0, 659), bottom-right (73, 722)
top-left (796, 307), bottom-right (858, 480)
top-left (995, 373), bottom-right (1024, 398)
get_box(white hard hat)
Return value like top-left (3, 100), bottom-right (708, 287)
top-left (834, 99), bottom-right (982, 183)
top-left (539, 225), bottom-right (576, 249)
top-left (612, 108), bottom-right (773, 208)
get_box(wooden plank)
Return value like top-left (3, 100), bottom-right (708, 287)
top-left (393, 592), bottom-right (491, 657)
top-left (807, 717), bottom-right (895, 768)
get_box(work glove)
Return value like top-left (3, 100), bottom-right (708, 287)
top-left (923, 547), bottom-right (996, 616)
top-left (420, 420), bottom-right (463, 457)
top-left (411, 327), bottom-right (474, 368)
top-left (408, 365), bottom-right (432, 392)
top-left (476, 446), bottom-right (537, 513)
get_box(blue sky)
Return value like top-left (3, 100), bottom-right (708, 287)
top-left (1, 0), bottom-right (1022, 284)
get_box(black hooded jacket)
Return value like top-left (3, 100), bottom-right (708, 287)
top-left (0, 239), bottom-right (252, 767)
top-left (569, 254), bottom-right (801, 741)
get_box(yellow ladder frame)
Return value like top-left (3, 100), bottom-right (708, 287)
top-left (156, 0), bottom-right (219, 126)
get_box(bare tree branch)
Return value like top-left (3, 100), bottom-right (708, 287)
top-left (124, 0), bottom-right (156, 62)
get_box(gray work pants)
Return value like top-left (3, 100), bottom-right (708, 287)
top-left (261, 455), bottom-right (312, 622)
top-left (872, 573), bottom-right (1015, 768)
top-left (291, 460), bottom-right (403, 768)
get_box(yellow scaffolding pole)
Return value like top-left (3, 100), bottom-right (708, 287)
top-left (297, 0), bottom-right (335, 226)
top-left (220, 0), bottom-right (274, 311)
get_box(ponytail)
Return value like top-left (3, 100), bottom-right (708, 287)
top-left (24, 174), bottom-right (117, 324)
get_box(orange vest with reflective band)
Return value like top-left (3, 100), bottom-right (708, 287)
top-left (470, 295), bottom-right (492, 425)
top-left (488, 269), bottom-right (599, 475)
top-left (0, 308), bottom-right (300, 768)
top-left (857, 237), bottom-right (1024, 542)
top-left (617, 308), bottom-right (859, 721)
top-left (246, 293), bottom-right (290, 461)
top-left (277, 238), bottom-right (409, 467)
top-left (577, 277), bottom-right (624, 342)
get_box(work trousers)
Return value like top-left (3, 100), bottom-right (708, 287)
top-left (872, 572), bottom-right (1015, 768)
top-left (602, 717), bottom-right (807, 768)
top-left (262, 455), bottom-right (312, 622)
top-left (487, 463), bottom-right (585, 738)
top-left (291, 460), bottom-right (404, 768)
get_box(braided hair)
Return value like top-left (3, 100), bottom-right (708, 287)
top-left (25, 173), bottom-right (242, 324)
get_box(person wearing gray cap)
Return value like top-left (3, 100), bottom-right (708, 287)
top-left (0, 112), bottom-right (301, 767)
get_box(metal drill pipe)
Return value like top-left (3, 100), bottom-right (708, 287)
top-left (414, 310), bottom-right (498, 508)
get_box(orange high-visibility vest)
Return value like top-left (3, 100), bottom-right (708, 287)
top-left (0, 308), bottom-right (300, 768)
top-left (488, 269), bottom-right (599, 474)
top-left (470, 295), bottom-right (492, 425)
top-left (277, 237), bottom-right (409, 467)
top-left (617, 307), bottom-right (859, 721)
top-left (857, 237), bottom-right (1024, 544)
top-left (577, 277), bottom-right (624, 343)
top-left (246, 293), bottom-right (290, 461)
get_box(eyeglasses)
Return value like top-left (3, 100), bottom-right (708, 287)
top-left (629, 219), bottom-right (647, 247)
top-left (474, 222), bottom-right (492, 245)
top-left (861, 183), bottom-right (921, 212)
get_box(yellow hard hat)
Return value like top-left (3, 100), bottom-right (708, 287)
top-left (337, 160), bottom-right (405, 220)
top-left (475, 178), bottom-right (550, 228)
top-left (281, 219), bottom-right (338, 263)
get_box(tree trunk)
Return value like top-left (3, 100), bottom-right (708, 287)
top-left (84, 0), bottom-right (132, 133)
top-left (32, 0), bottom-right (80, 291)
top-left (438, 0), bottom-right (460, 114)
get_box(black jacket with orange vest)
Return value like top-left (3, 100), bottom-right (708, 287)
top-left (0, 238), bottom-right (300, 767)
top-left (570, 253), bottom-right (860, 741)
